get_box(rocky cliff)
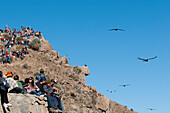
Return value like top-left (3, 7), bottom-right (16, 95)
top-left (0, 36), bottom-right (137, 113)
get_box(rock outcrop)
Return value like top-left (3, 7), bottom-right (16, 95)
top-left (0, 37), bottom-right (137, 113)
top-left (0, 94), bottom-right (48, 113)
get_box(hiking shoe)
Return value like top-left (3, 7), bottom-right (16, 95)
top-left (40, 95), bottom-right (44, 97)
top-left (6, 103), bottom-right (12, 107)
top-left (3, 103), bottom-right (8, 108)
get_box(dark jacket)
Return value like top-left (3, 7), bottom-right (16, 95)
top-left (36, 74), bottom-right (47, 83)
top-left (43, 84), bottom-right (54, 95)
top-left (36, 82), bottom-right (45, 94)
top-left (0, 77), bottom-right (10, 91)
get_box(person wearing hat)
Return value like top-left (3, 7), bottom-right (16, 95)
top-left (51, 79), bottom-right (57, 89)
top-left (6, 71), bottom-right (18, 92)
top-left (50, 79), bottom-right (64, 111)
top-left (43, 80), bottom-right (59, 110)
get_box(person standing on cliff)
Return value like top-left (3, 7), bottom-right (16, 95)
top-left (0, 71), bottom-right (12, 108)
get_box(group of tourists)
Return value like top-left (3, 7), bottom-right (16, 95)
top-left (0, 25), bottom-right (64, 111)
top-left (0, 25), bottom-right (42, 64)
top-left (0, 69), bottom-right (64, 111)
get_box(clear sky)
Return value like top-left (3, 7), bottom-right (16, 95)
top-left (0, 0), bottom-right (170, 113)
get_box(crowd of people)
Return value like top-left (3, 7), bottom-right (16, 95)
top-left (0, 25), bottom-right (64, 111)
top-left (0, 25), bottom-right (42, 64)
top-left (0, 69), bottom-right (64, 111)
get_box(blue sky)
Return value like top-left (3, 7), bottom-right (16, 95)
top-left (0, 0), bottom-right (170, 112)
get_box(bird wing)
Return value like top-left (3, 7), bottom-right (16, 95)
top-left (118, 29), bottom-right (125, 31)
top-left (138, 58), bottom-right (146, 61)
top-left (148, 108), bottom-right (156, 110)
top-left (125, 84), bottom-right (131, 86)
top-left (119, 84), bottom-right (127, 87)
top-left (108, 29), bottom-right (115, 31)
top-left (148, 56), bottom-right (157, 60)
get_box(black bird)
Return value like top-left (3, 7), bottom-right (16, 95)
top-left (147, 108), bottom-right (156, 111)
top-left (84, 64), bottom-right (87, 67)
top-left (138, 56), bottom-right (157, 62)
top-left (119, 84), bottom-right (131, 87)
top-left (109, 28), bottom-right (125, 31)
top-left (107, 90), bottom-right (116, 93)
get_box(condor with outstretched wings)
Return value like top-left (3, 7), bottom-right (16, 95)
top-left (138, 56), bottom-right (157, 62)
top-left (107, 90), bottom-right (117, 93)
top-left (147, 108), bottom-right (156, 111)
top-left (119, 84), bottom-right (131, 87)
top-left (109, 28), bottom-right (125, 31)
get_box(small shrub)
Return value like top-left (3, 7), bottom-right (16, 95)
top-left (16, 45), bottom-right (24, 50)
top-left (65, 93), bottom-right (70, 97)
top-left (65, 58), bottom-right (69, 64)
top-left (69, 74), bottom-right (79, 81)
top-left (3, 33), bottom-right (11, 40)
top-left (73, 66), bottom-right (82, 74)
top-left (70, 92), bottom-right (76, 98)
top-left (23, 63), bottom-right (29, 69)
top-left (28, 38), bottom-right (41, 51)
top-left (77, 89), bottom-right (82, 94)
top-left (16, 37), bottom-right (24, 42)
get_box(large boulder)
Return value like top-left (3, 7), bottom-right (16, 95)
top-left (95, 95), bottom-right (110, 112)
top-left (0, 93), bottom-right (48, 113)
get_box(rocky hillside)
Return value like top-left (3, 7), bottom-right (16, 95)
top-left (0, 37), bottom-right (137, 113)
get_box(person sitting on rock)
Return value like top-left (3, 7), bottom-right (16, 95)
top-left (13, 75), bottom-right (26, 94)
top-left (36, 77), bottom-right (46, 94)
top-left (26, 77), bottom-right (43, 96)
top-left (43, 81), bottom-right (55, 96)
top-left (43, 81), bottom-right (58, 110)
top-left (0, 71), bottom-right (12, 108)
top-left (51, 79), bottom-right (64, 111)
top-left (36, 69), bottom-right (47, 83)
top-left (6, 71), bottom-right (21, 93)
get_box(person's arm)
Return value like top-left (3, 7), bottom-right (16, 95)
top-left (0, 79), bottom-right (4, 85)
top-left (34, 84), bottom-right (40, 91)
top-left (43, 85), bottom-right (48, 93)
top-left (26, 84), bottom-right (31, 94)
top-left (43, 85), bottom-right (54, 94)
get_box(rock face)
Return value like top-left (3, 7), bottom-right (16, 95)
top-left (0, 37), bottom-right (138, 113)
top-left (0, 94), bottom-right (48, 113)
